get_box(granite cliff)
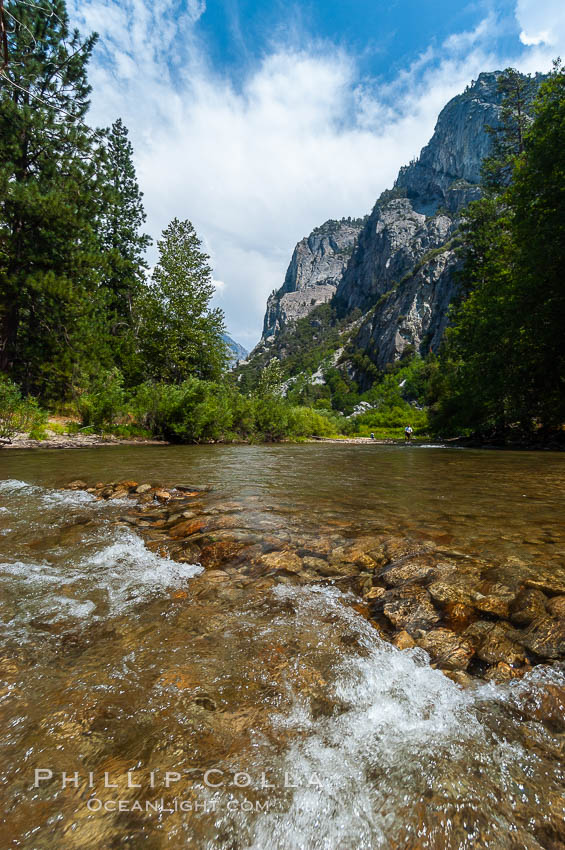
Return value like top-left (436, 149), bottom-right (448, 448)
top-left (260, 217), bottom-right (365, 345)
top-left (246, 71), bottom-right (542, 385)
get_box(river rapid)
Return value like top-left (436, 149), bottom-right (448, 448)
top-left (0, 444), bottom-right (564, 849)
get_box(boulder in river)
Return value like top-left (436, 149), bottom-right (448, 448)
top-left (517, 616), bottom-right (565, 659)
top-left (416, 628), bottom-right (475, 671)
top-left (66, 479), bottom-right (88, 490)
top-left (464, 621), bottom-right (527, 666)
top-left (392, 630), bottom-right (416, 649)
top-left (510, 588), bottom-right (548, 626)
top-left (382, 586), bottom-right (440, 633)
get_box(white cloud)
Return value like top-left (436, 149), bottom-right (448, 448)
top-left (516, 0), bottom-right (565, 46)
top-left (67, 1), bottom-right (562, 350)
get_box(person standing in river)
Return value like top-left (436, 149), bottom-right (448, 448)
top-left (404, 424), bottom-right (413, 442)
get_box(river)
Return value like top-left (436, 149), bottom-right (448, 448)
top-left (0, 444), bottom-right (564, 848)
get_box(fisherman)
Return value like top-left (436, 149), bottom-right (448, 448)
top-left (404, 424), bottom-right (413, 442)
top-left (370, 432), bottom-right (375, 440)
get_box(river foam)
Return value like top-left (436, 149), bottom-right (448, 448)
top-left (212, 585), bottom-right (565, 850)
top-left (0, 479), bottom-right (202, 638)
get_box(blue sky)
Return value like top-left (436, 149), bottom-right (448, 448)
top-left (198, 0), bottom-right (516, 84)
top-left (68, 0), bottom-right (565, 349)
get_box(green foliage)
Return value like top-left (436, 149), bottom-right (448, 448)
top-left (257, 358), bottom-right (285, 397)
top-left (118, 377), bottom-right (349, 443)
top-left (433, 63), bottom-right (565, 440)
top-left (351, 356), bottom-right (430, 435)
top-left (135, 218), bottom-right (227, 383)
top-left (28, 425), bottom-right (48, 440)
top-left (0, 0), bottom-right (105, 399)
top-left (78, 369), bottom-right (127, 429)
top-left (0, 376), bottom-right (45, 440)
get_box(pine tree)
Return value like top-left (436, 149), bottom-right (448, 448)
top-left (509, 61), bottom-right (565, 431)
top-left (100, 118), bottom-right (150, 320)
top-left (0, 0), bottom-right (102, 398)
top-left (97, 118), bottom-right (150, 382)
top-left (136, 218), bottom-right (227, 383)
top-left (482, 68), bottom-right (538, 189)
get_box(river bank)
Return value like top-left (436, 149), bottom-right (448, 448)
top-left (1, 432), bottom-right (169, 449)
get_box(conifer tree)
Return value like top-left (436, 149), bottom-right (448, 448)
top-left (0, 0), bottom-right (102, 397)
top-left (482, 68), bottom-right (538, 189)
top-left (98, 118), bottom-right (150, 382)
top-left (136, 218), bottom-right (227, 383)
top-left (100, 118), bottom-right (150, 319)
top-left (435, 65), bottom-right (565, 439)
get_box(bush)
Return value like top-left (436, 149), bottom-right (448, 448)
top-left (132, 379), bottom-right (234, 442)
top-left (0, 377), bottom-right (46, 442)
top-left (78, 369), bottom-right (128, 429)
top-left (28, 425), bottom-right (49, 440)
top-left (130, 378), bottom-right (349, 443)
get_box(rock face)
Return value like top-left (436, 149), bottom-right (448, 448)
top-left (393, 72), bottom-right (507, 216)
top-left (250, 71), bottom-right (543, 374)
top-left (333, 71), bottom-right (520, 369)
top-left (260, 218), bottom-right (365, 343)
top-left (338, 200), bottom-right (458, 368)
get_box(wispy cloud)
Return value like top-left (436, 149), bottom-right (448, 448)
top-left (68, 1), bottom-right (562, 349)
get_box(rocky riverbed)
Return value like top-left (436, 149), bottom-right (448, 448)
top-left (65, 478), bottom-right (565, 686)
top-left (1, 447), bottom-right (564, 849)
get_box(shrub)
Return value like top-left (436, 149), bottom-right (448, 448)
top-left (132, 379), bottom-right (234, 442)
top-left (78, 369), bottom-right (128, 429)
top-left (0, 377), bottom-right (46, 442)
top-left (28, 425), bottom-right (49, 440)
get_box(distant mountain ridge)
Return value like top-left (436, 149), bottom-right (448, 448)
top-left (222, 333), bottom-right (248, 365)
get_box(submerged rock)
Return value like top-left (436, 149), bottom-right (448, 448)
top-left (546, 596), bottom-right (565, 619)
top-left (470, 584), bottom-right (515, 620)
top-left (416, 628), bottom-right (475, 671)
top-left (525, 576), bottom-right (565, 596)
top-left (517, 680), bottom-right (565, 733)
top-left (378, 555), bottom-right (436, 587)
top-left (484, 662), bottom-right (527, 683)
top-left (260, 550), bottom-right (303, 574)
top-left (464, 621), bottom-right (526, 667)
top-left (168, 518), bottom-right (207, 539)
top-left (510, 588), bottom-right (548, 626)
top-left (517, 616), bottom-right (565, 659)
top-left (382, 586), bottom-right (440, 633)
top-left (428, 579), bottom-right (474, 607)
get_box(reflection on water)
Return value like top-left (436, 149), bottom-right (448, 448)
top-left (0, 445), bottom-right (564, 848)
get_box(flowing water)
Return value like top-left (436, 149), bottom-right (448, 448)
top-left (0, 444), bottom-right (564, 849)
